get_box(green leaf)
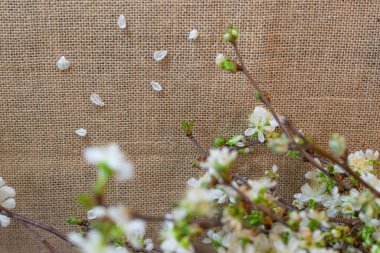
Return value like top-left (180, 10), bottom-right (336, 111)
top-left (252, 92), bottom-right (261, 100)
top-left (76, 194), bottom-right (96, 210)
top-left (246, 210), bottom-right (263, 226)
top-left (212, 136), bottom-right (227, 148)
top-left (66, 216), bottom-right (79, 225)
top-left (181, 119), bottom-right (195, 137)
top-left (286, 150), bottom-right (302, 160)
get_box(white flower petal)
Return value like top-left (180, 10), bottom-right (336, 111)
top-left (244, 128), bottom-right (255, 136)
top-left (187, 178), bottom-right (199, 188)
top-left (215, 54), bottom-right (225, 65)
top-left (0, 215), bottom-right (10, 228)
top-left (0, 178), bottom-right (4, 188)
top-left (118, 15), bottom-right (126, 29)
top-left (114, 247), bottom-right (128, 253)
top-left (145, 243), bottom-right (154, 251)
top-left (258, 131), bottom-right (265, 143)
top-left (87, 206), bottom-right (107, 220)
top-left (68, 232), bottom-right (85, 245)
top-left (56, 56), bottom-right (70, 71)
top-left (0, 186), bottom-right (16, 202)
top-left (150, 81), bottom-right (162, 92)
top-left (153, 50), bottom-right (168, 62)
top-left (301, 183), bottom-right (312, 195)
top-left (1, 198), bottom-right (15, 209)
top-left (75, 128), bottom-right (87, 137)
top-left (188, 29), bottom-right (199, 40)
top-left (144, 238), bottom-right (153, 244)
top-left (90, 93), bottom-right (104, 106)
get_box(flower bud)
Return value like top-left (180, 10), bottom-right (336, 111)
top-left (268, 134), bottom-right (289, 154)
top-left (329, 133), bottom-right (346, 156)
top-left (222, 25), bottom-right (239, 43)
top-left (215, 54), bottom-right (226, 66)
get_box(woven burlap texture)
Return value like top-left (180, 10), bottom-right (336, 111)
top-left (1, 1), bottom-right (379, 252)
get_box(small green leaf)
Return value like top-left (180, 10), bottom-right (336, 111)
top-left (181, 119), bottom-right (195, 137)
top-left (76, 194), bottom-right (96, 210)
top-left (253, 92), bottom-right (261, 100)
top-left (286, 150), bottom-right (301, 160)
top-left (246, 210), bottom-right (263, 226)
top-left (66, 216), bottom-right (79, 225)
top-left (212, 136), bottom-right (227, 148)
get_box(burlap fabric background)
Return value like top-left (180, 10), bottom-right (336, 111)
top-left (0, 1), bottom-right (379, 252)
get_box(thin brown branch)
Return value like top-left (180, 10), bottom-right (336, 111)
top-left (298, 149), bottom-right (350, 191)
top-left (187, 135), bottom-right (208, 157)
top-left (0, 206), bottom-right (72, 246)
top-left (232, 42), bottom-right (293, 139)
top-left (20, 222), bottom-right (60, 253)
top-left (328, 217), bottom-right (360, 226)
top-left (226, 182), bottom-right (290, 227)
top-left (231, 42), bottom-right (353, 194)
top-left (276, 197), bottom-right (299, 211)
top-left (232, 174), bottom-right (298, 211)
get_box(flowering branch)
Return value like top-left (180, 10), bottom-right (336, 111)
top-left (2, 24), bottom-right (380, 253)
top-left (231, 41), bottom-right (380, 197)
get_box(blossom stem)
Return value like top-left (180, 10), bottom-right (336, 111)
top-left (20, 222), bottom-right (60, 253)
top-left (0, 206), bottom-right (72, 246)
top-left (298, 149), bottom-right (350, 190)
top-left (232, 173), bottom-right (299, 211)
top-left (312, 143), bottom-right (380, 198)
top-left (328, 217), bottom-right (360, 226)
top-left (231, 42), bottom-right (293, 139)
top-left (276, 197), bottom-right (299, 211)
top-left (187, 135), bottom-right (208, 157)
top-left (226, 182), bottom-right (290, 227)
top-left (231, 42), bottom-right (353, 193)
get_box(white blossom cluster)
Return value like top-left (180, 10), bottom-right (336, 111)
top-left (0, 178), bottom-right (16, 228)
top-left (204, 210), bottom-right (336, 253)
top-left (84, 143), bottom-right (134, 181)
top-left (69, 205), bottom-right (152, 253)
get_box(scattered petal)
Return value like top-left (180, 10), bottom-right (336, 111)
top-left (90, 93), bottom-right (104, 107)
top-left (150, 81), bottom-right (162, 92)
top-left (76, 128), bottom-right (87, 137)
top-left (188, 29), bottom-right (199, 40)
top-left (56, 56), bottom-right (70, 71)
top-left (153, 50), bottom-right (168, 62)
top-left (118, 15), bottom-right (126, 29)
